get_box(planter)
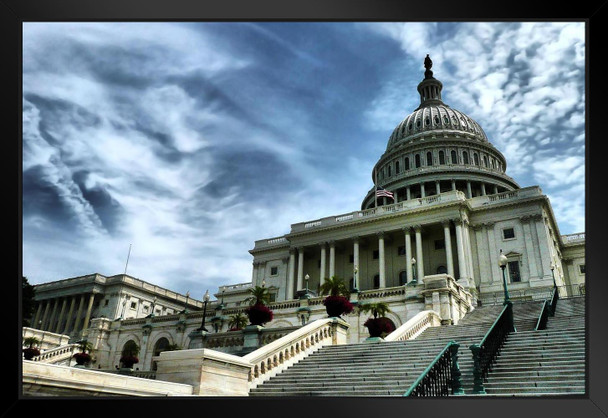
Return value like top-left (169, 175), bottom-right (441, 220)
top-left (120, 355), bottom-right (139, 369)
top-left (73, 352), bottom-right (91, 366)
top-left (245, 304), bottom-right (273, 326)
top-left (364, 317), bottom-right (396, 338)
top-left (23, 348), bottom-right (40, 360)
top-left (323, 295), bottom-right (354, 317)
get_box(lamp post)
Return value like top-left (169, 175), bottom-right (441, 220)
top-left (197, 290), bottom-right (210, 332)
top-left (353, 266), bottom-right (359, 292)
top-left (305, 274), bottom-right (309, 294)
top-left (498, 250), bottom-right (510, 305)
top-left (411, 257), bottom-right (417, 285)
top-left (550, 264), bottom-right (556, 288)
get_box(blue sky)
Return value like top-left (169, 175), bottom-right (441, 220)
top-left (22, 22), bottom-right (585, 298)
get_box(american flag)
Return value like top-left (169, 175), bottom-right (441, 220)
top-left (376, 186), bottom-right (395, 200)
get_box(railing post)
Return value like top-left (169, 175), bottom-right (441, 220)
top-left (449, 341), bottom-right (464, 395)
top-left (469, 344), bottom-right (486, 394)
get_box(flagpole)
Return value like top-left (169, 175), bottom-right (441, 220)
top-left (374, 167), bottom-right (378, 208)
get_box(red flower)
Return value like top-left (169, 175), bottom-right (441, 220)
top-left (323, 295), bottom-right (354, 317)
top-left (73, 352), bottom-right (92, 365)
top-left (23, 347), bottom-right (40, 360)
top-left (246, 303), bottom-right (274, 326)
top-left (364, 317), bottom-right (396, 338)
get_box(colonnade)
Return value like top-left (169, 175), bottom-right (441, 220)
top-left (32, 293), bottom-right (97, 337)
top-left (282, 218), bottom-right (475, 299)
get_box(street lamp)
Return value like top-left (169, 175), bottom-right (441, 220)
top-left (197, 290), bottom-right (210, 332)
top-left (305, 274), bottom-right (310, 294)
top-left (262, 279), bottom-right (266, 288)
top-left (498, 249), bottom-right (510, 305)
top-left (411, 257), bottom-right (418, 285)
top-left (353, 266), bottom-right (359, 291)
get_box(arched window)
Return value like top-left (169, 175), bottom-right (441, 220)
top-left (439, 150), bottom-right (445, 165)
top-left (373, 274), bottom-right (380, 289)
top-left (388, 165), bottom-right (392, 177)
top-left (395, 161), bottom-right (400, 174)
top-left (451, 150), bottom-right (457, 164)
top-left (404, 157), bottom-right (410, 170)
top-left (415, 154), bottom-right (421, 168)
top-left (426, 152), bottom-right (433, 166)
top-left (483, 156), bottom-right (488, 167)
top-left (474, 153), bottom-right (479, 166)
top-left (490, 159), bottom-right (494, 169)
top-left (463, 151), bottom-right (469, 164)
top-left (399, 271), bottom-right (408, 286)
top-left (153, 338), bottom-right (170, 357)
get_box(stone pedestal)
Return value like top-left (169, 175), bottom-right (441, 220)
top-left (188, 330), bottom-right (209, 349)
top-left (242, 325), bottom-right (264, 352)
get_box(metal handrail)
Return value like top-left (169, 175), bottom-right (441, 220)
top-left (548, 286), bottom-right (559, 316)
top-left (535, 300), bottom-right (550, 331)
top-left (404, 340), bottom-right (463, 397)
top-left (469, 302), bottom-right (515, 394)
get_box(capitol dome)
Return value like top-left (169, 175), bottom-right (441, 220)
top-left (362, 55), bottom-right (520, 210)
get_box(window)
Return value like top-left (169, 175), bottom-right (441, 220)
top-left (426, 152), bottom-right (433, 166)
top-left (474, 153), bottom-right (479, 166)
top-left (388, 165), bottom-right (392, 177)
top-left (399, 271), bottom-right (408, 285)
top-left (483, 156), bottom-right (488, 167)
top-left (434, 239), bottom-right (445, 250)
top-left (270, 266), bottom-right (278, 275)
top-left (373, 275), bottom-right (380, 289)
top-left (404, 157), bottom-right (410, 170)
top-left (502, 228), bottom-right (515, 240)
top-left (130, 302), bottom-right (137, 310)
top-left (451, 150), bottom-right (457, 164)
top-left (349, 277), bottom-right (355, 291)
top-left (463, 151), bottom-right (469, 164)
top-left (397, 246), bottom-right (406, 256)
top-left (579, 264), bottom-right (586, 274)
top-left (415, 154), bottom-right (421, 168)
top-left (508, 261), bottom-right (521, 282)
top-left (395, 161), bottom-right (400, 174)
top-left (439, 150), bottom-right (445, 165)
top-left (104, 299), bottom-right (109, 307)
top-left (373, 250), bottom-right (379, 259)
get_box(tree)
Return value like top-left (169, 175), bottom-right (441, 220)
top-left (319, 276), bottom-right (349, 297)
top-left (246, 285), bottom-right (272, 306)
top-left (358, 301), bottom-right (391, 319)
top-left (22, 276), bottom-right (36, 327)
top-left (228, 313), bottom-right (248, 330)
top-left (22, 337), bottom-right (41, 360)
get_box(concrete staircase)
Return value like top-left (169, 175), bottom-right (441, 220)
top-left (482, 297), bottom-right (585, 396)
top-left (248, 299), bottom-right (583, 397)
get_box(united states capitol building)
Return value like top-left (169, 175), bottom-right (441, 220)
top-left (22, 57), bottom-right (586, 397)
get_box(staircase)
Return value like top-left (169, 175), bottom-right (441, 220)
top-left (248, 299), bottom-right (583, 397)
top-left (250, 304), bottom-right (503, 396)
top-left (481, 297), bottom-right (585, 396)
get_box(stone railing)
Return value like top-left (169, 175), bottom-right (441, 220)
top-left (31, 343), bottom-right (79, 364)
top-left (562, 233), bottom-right (585, 244)
top-left (384, 310), bottom-right (442, 342)
top-left (287, 190), bottom-right (465, 235)
top-left (23, 327), bottom-right (71, 351)
top-left (358, 285), bottom-right (407, 301)
top-left (243, 317), bottom-right (349, 389)
top-left (468, 186), bottom-right (542, 208)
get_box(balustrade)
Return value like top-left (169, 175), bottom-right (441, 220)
top-left (469, 302), bottom-right (515, 394)
top-left (404, 341), bottom-right (463, 396)
top-left (385, 310), bottom-right (442, 342)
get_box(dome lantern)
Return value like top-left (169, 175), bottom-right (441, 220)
top-left (417, 54), bottom-right (444, 108)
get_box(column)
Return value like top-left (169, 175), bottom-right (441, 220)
top-left (466, 181), bottom-right (472, 198)
top-left (473, 225), bottom-right (490, 286)
top-left (415, 225), bottom-right (424, 283)
top-left (493, 185), bottom-right (498, 194)
top-left (73, 294), bottom-right (86, 335)
top-left (420, 183), bottom-right (426, 198)
top-left (54, 298), bottom-right (68, 334)
top-left (443, 221), bottom-right (455, 277)
top-left (82, 293), bottom-right (96, 335)
top-left (404, 227), bottom-right (413, 284)
top-left (47, 298), bottom-right (59, 332)
top-left (481, 183), bottom-right (486, 196)
top-left (353, 237), bottom-right (360, 289)
top-left (451, 180), bottom-right (456, 191)
top-left (394, 190), bottom-right (399, 202)
top-left (486, 222), bottom-right (499, 283)
top-left (329, 241), bottom-right (336, 278)
top-left (62, 296), bottom-right (76, 335)
top-left (521, 216), bottom-right (539, 280)
top-left (40, 300), bottom-right (51, 330)
top-left (436, 181), bottom-right (441, 195)
top-left (378, 232), bottom-right (386, 288)
top-left (319, 242), bottom-right (327, 282)
top-left (287, 249), bottom-right (296, 299)
top-left (463, 221), bottom-right (476, 286)
top-left (297, 248), bottom-right (304, 290)
top-left (252, 262), bottom-right (259, 285)
top-left (406, 186), bottom-right (411, 200)
top-left (33, 302), bottom-right (43, 329)
top-left (455, 220), bottom-right (468, 281)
